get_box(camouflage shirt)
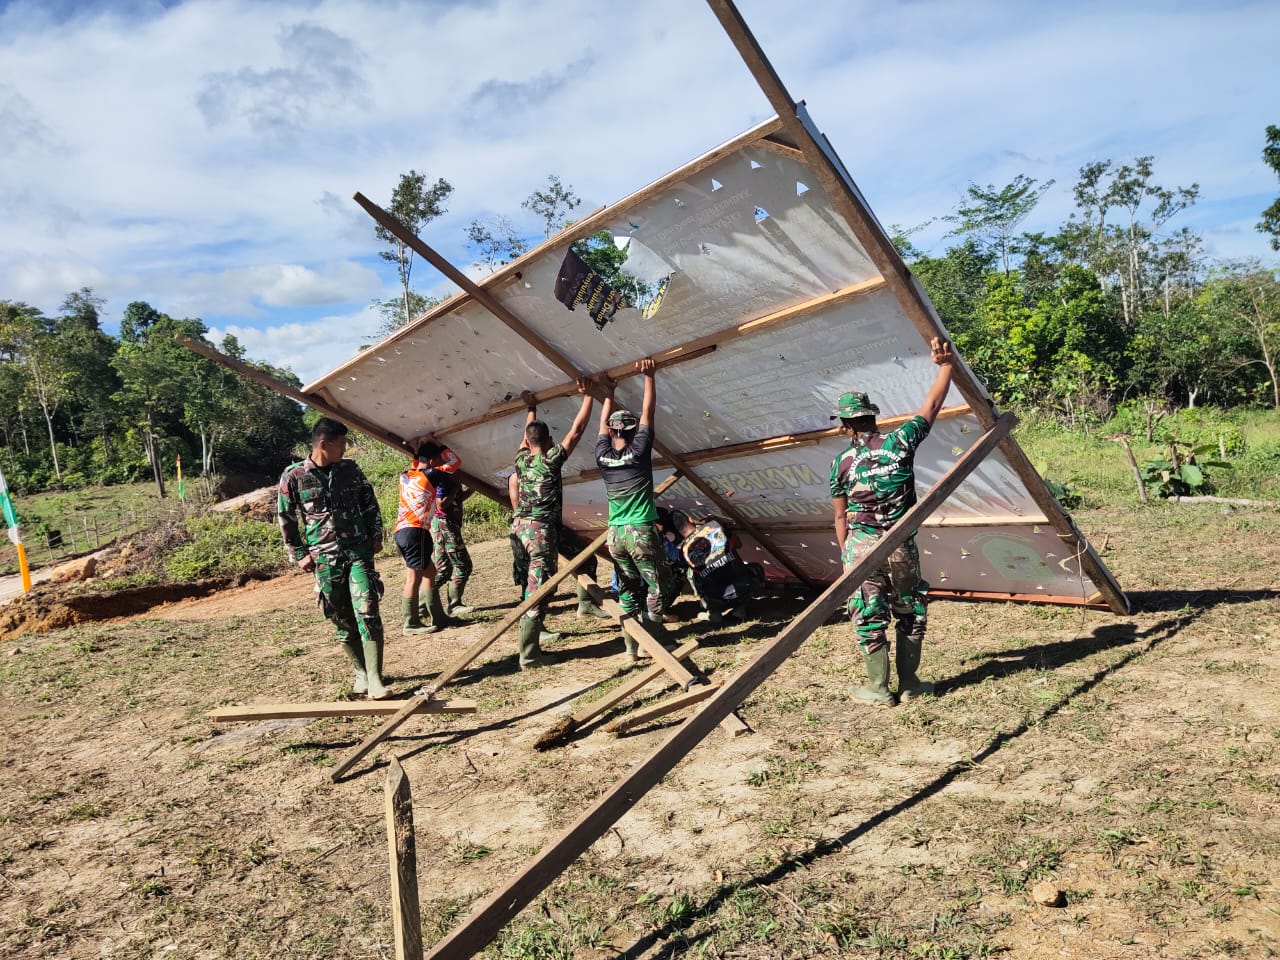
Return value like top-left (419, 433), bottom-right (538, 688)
top-left (278, 457), bottom-right (383, 562)
top-left (829, 416), bottom-right (930, 537)
top-left (513, 444), bottom-right (568, 522)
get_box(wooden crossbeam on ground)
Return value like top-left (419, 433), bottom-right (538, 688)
top-left (208, 700), bottom-right (476, 723)
top-left (603, 684), bottom-right (722, 736)
top-left (385, 758), bottom-right (424, 960)
top-left (420, 412), bottom-right (1017, 960)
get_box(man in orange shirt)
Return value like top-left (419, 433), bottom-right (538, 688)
top-left (394, 438), bottom-right (459, 632)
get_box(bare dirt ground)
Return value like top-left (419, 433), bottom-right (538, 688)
top-left (2, 503), bottom-right (1279, 959)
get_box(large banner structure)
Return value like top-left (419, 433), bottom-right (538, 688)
top-left (303, 107), bottom-right (1126, 615)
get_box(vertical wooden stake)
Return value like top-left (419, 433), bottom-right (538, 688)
top-left (385, 758), bottom-right (424, 960)
top-left (1114, 436), bottom-right (1148, 504)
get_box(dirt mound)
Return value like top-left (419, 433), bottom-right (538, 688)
top-left (0, 571), bottom-right (278, 641)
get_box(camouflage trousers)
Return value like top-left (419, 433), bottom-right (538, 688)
top-left (431, 516), bottom-right (472, 591)
top-left (608, 522), bottom-right (666, 619)
top-left (510, 525), bottom-right (601, 610)
top-left (511, 518), bottom-right (557, 619)
top-left (841, 531), bottom-right (928, 655)
top-left (314, 551), bottom-right (384, 646)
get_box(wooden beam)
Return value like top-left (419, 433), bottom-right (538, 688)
top-left (928, 588), bottom-right (1109, 608)
top-left (421, 413), bottom-right (1017, 959)
top-left (385, 758), bottom-right (425, 960)
top-left (177, 336), bottom-right (507, 505)
top-left (570, 403), bottom-right (972, 481)
top-left (576, 576), bottom-right (699, 691)
top-left (208, 700), bottom-right (475, 722)
top-left (604, 684), bottom-right (722, 735)
top-left (703, 0), bottom-right (1128, 617)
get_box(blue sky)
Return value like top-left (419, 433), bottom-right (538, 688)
top-left (2, 0), bottom-right (1277, 384)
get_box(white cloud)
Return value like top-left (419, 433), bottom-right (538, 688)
top-left (0, 0), bottom-right (1276, 359)
top-left (208, 302), bottom-right (385, 385)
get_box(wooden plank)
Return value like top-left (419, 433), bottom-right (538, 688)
top-left (208, 700), bottom-right (476, 722)
top-left (771, 514), bottom-right (1051, 534)
top-left (704, 0), bottom-right (1129, 617)
top-left (328, 529), bottom-right (611, 782)
top-left (570, 403), bottom-right (972, 480)
top-left (577, 578), bottom-right (699, 691)
top-left (421, 412), bottom-right (1017, 960)
top-left (604, 684), bottom-right (722, 735)
top-left (385, 758), bottom-right (424, 960)
top-left (928, 588), bottom-right (1109, 608)
top-left (177, 336), bottom-right (507, 506)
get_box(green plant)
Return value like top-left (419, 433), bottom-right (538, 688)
top-left (163, 513), bottom-right (285, 581)
top-left (1140, 439), bottom-right (1230, 498)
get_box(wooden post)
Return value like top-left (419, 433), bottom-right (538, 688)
top-left (703, 0), bottom-right (1128, 616)
top-left (385, 758), bottom-right (424, 960)
top-left (421, 413), bottom-right (1016, 959)
top-left (1112, 435), bottom-right (1148, 505)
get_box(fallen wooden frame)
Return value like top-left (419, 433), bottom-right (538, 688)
top-left (419, 411), bottom-right (1017, 959)
top-left (209, 700), bottom-right (476, 722)
top-left (603, 683), bottom-right (722, 736)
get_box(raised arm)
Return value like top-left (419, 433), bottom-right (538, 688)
top-left (638, 357), bottom-right (656, 427)
top-left (507, 470), bottom-right (519, 512)
top-left (521, 391), bottom-right (538, 430)
top-left (560, 379), bottom-right (594, 456)
top-left (914, 337), bottom-right (955, 427)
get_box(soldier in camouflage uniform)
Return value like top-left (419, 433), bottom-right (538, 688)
top-left (278, 417), bottom-right (389, 699)
top-left (596, 357), bottom-right (670, 663)
top-left (507, 381), bottom-right (596, 668)
top-left (430, 459), bottom-right (473, 616)
top-left (830, 337), bottom-right (954, 706)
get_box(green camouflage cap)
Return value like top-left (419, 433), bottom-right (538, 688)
top-left (607, 408), bottom-right (639, 430)
top-left (831, 391), bottom-right (880, 419)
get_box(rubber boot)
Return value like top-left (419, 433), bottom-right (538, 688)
top-left (517, 616), bottom-right (545, 669)
top-left (401, 597), bottom-right (434, 633)
top-left (576, 583), bottom-right (610, 620)
top-left (896, 633), bottom-right (934, 700)
top-left (361, 638), bottom-right (390, 700)
top-left (643, 612), bottom-right (672, 646)
top-left (339, 637), bottom-right (368, 696)
top-left (420, 587), bottom-right (448, 632)
top-left (622, 614), bottom-right (645, 664)
top-left (447, 583), bottom-right (474, 615)
top-left (851, 647), bottom-right (895, 707)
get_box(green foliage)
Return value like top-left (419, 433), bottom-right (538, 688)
top-left (1259, 124), bottom-right (1280, 252)
top-left (1139, 440), bottom-right (1231, 498)
top-left (571, 230), bottom-right (652, 306)
top-left (163, 514), bottom-right (285, 582)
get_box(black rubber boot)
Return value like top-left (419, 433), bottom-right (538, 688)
top-left (851, 647), bottom-right (895, 707)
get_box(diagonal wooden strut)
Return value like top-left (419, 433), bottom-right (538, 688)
top-left (422, 412), bottom-right (1018, 959)
top-left (437, 277), bottom-right (886, 440)
top-left (328, 473), bottom-right (689, 782)
top-left (704, 0), bottom-right (1128, 616)
top-left (353, 194), bottom-right (817, 588)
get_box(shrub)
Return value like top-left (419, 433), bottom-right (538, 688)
top-left (163, 513), bottom-right (285, 582)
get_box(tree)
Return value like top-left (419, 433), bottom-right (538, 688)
top-left (0, 301), bottom-right (70, 481)
top-left (56, 288), bottom-right (120, 459)
top-left (375, 170), bottom-right (453, 327)
top-left (1061, 157), bottom-right (1199, 326)
top-left (945, 174), bottom-right (1054, 275)
top-left (373, 290), bottom-right (444, 339)
top-left (522, 174), bottom-right (581, 238)
top-left (912, 238), bottom-right (997, 340)
top-left (1259, 124), bottom-right (1280, 252)
top-left (1199, 263), bottom-right (1280, 409)
top-left (466, 215), bottom-right (528, 272)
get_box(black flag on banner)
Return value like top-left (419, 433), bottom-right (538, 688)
top-left (554, 248), bottom-right (626, 329)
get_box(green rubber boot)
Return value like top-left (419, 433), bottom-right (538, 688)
top-left (896, 632), bottom-right (934, 700)
top-left (447, 583), bottom-right (474, 615)
top-left (576, 583), bottom-right (610, 620)
top-left (420, 587), bottom-right (447, 632)
top-left (361, 638), bottom-right (390, 700)
top-left (851, 647), bottom-right (895, 707)
top-left (401, 597), bottom-right (434, 633)
top-left (517, 616), bottom-right (545, 669)
top-left (339, 636), bottom-right (368, 696)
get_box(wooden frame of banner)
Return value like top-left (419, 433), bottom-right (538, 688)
top-left (704, 0), bottom-right (1128, 615)
top-left (419, 412), bottom-right (1016, 959)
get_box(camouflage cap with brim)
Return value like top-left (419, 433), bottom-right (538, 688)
top-left (607, 408), bottom-right (639, 430)
top-left (831, 391), bottom-right (880, 419)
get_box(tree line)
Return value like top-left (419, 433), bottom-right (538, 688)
top-left (3, 127), bottom-right (1277, 499)
top-left (0, 293), bottom-right (306, 496)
